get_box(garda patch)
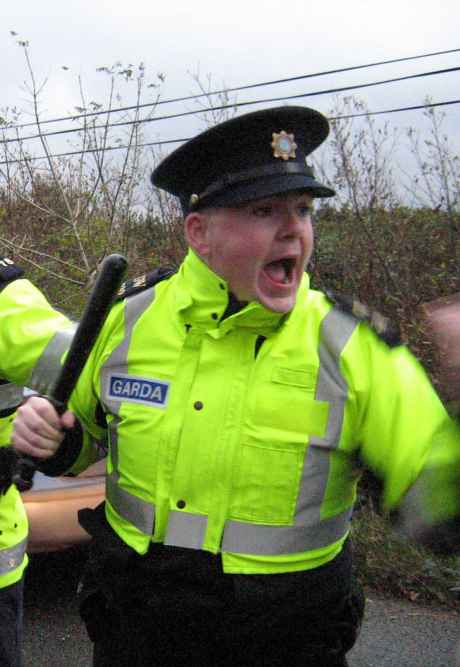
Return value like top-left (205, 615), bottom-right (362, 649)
top-left (108, 373), bottom-right (170, 408)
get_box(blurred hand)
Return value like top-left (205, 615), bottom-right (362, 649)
top-left (11, 396), bottom-right (76, 459)
top-left (419, 292), bottom-right (460, 406)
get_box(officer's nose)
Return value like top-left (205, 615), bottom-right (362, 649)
top-left (279, 209), bottom-right (303, 239)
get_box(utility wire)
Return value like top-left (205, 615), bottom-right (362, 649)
top-left (1, 97), bottom-right (458, 167)
top-left (331, 97), bottom-right (460, 119)
top-left (2, 65), bottom-right (459, 147)
top-left (4, 46), bottom-right (460, 131)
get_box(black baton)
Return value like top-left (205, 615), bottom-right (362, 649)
top-left (13, 253), bottom-right (128, 491)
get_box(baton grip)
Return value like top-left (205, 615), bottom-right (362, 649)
top-left (12, 398), bottom-right (67, 492)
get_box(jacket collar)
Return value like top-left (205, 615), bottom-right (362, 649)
top-left (173, 250), bottom-right (309, 337)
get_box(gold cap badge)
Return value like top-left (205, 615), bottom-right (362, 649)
top-left (271, 131), bottom-right (297, 160)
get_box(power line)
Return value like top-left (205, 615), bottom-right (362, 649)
top-left (4, 46), bottom-right (460, 132)
top-left (0, 97), bottom-right (458, 167)
top-left (2, 65), bottom-right (459, 147)
top-left (331, 97), bottom-right (460, 119)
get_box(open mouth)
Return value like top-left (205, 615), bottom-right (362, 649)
top-left (263, 257), bottom-right (296, 286)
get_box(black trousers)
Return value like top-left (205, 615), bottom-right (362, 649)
top-left (91, 587), bottom-right (360, 667)
top-left (79, 538), bottom-right (364, 667)
top-left (0, 578), bottom-right (24, 667)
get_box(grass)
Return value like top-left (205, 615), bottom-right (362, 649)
top-left (351, 494), bottom-right (460, 612)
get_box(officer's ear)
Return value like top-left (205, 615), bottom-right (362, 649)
top-left (184, 211), bottom-right (212, 259)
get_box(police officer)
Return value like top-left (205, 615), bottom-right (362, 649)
top-left (0, 256), bottom-right (76, 666)
top-left (0, 379), bottom-right (28, 667)
top-left (11, 107), bottom-right (460, 667)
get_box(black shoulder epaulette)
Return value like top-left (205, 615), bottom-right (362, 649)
top-left (116, 266), bottom-right (176, 301)
top-left (0, 257), bottom-right (24, 291)
top-left (325, 289), bottom-right (402, 347)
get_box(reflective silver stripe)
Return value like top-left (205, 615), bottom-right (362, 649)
top-left (164, 508), bottom-right (353, 554)
top-left (100, 287), bottom-right (155, 479)
top-left (164, 511), bottom-right (208, 549)
top-left (101, 288), bottom-right (157, 535)
top-left (309, 307), bottom-right (358, 448)
top-left (289, 307), bottom-right (358, 546)
top-left (166, 305), bottom-right (359, 555)
top-left (0, 383), bottom-right (23, 410)
top-left (221, 508), bottom-right (353, 554)
top-left (28, 326), bottom-right (76, 395)
top-left (106, 473), bottom-right (155, 536)
top-left (393, 473), bottom-right (434, 543)
top-left (0, 538), bottom-right (27, 576)
top-left (100, 289), bottom-right (155, 417)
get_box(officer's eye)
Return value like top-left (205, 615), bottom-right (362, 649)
top-left (297, 204), bottom-right (314, 219)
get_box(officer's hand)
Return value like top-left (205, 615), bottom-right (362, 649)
top-left (11, 396), bottom-right (76, 460)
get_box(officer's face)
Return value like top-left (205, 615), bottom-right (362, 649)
top-left (187, 191), bottom-right (314, 313)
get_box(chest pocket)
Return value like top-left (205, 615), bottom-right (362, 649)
top-left (254, 367), bottom-right (329, 435)
top-left (229, 367), bottom-right (330, 525)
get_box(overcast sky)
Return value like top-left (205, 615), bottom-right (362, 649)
top-left (1, 0), bottom-right (459, 162)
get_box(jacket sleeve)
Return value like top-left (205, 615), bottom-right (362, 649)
top-left (343, 323), bottom-right (460, 550)
top-left (0, 279), bottom-right (74, 389)
top-left (391, 417), bottom-right (460, 554)
top-left (0, 273), bottom-right (103, 476)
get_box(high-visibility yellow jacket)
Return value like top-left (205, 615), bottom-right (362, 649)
top-left (0, 279), bottom-right (75, 392)
top-left (0, 401), bottom-right (28, 588)
top-left (0, 274), bottom-right (77, 587)
top-left (0, 276), bottom-right (105, 479)
top-left (61, 250), bottom-right (460, 573)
